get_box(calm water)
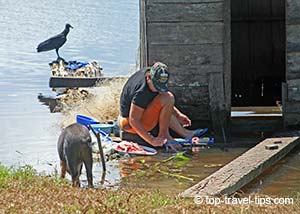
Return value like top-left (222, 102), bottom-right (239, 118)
top-left (0, 0), bottom-right (299, 196)
top-left (0, 0), bottom-right (139, 173)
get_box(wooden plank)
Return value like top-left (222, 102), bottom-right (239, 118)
top-left (271, 0), bottom-right (285, 18)
top-left (271, 21), bottom-right (286, 74)
top-left (287, 25), bottom-right (300, 52)
top-left (231, 22), bottom-right (250, 71)
top-left (170, 85), bottom-right (209, 105)
top-left (223, 0), bottom-right (231, 111)
top-left (149, 0), bottom-right (223, 3)
top-left (286, 53), bottom-right (300, 79)
top-left (209, 72), bottom-right (225, 111)
top-left (231, 117), bottom-right (283, 133)
top-left (284, 101), bottom-right (300, 113)
top-left (287, 18), bottom-right (300, 26)
top-left (248, 0), bottom-right (272, 18)
top-left (147, 22), bottom-right (223, 45)
top-left (231, 0), bottom-right (248, 20)
top-left (231, 106), bottom-right (282, 113)
top-left (167, 65), bottom-right (222, 85)
top-left (287, 0), bottom-right (300, 25)
top-left (147, 2), bottom-right (223, 22)
top-left (49, 76), bottom-right (126, 88)
top-left (287, 0), bottom-right (300, 24)
top-left (282, 83), bottom-right (287, 128)
top-left (208, 72), bottom-right (228, 141)
top-left (232, 0), bottom-right (284, 20)
top-left (284, 112), bottom-right (300, 126)
top-left (287, 79), bottom-right (300, 101)
top-left (148, 44), bottom-right (223, 66)
top-left (180, 136), bottom-right (300, 197)
top-left (265, 144), bottom-right (279, 150)
top-left (249, 22), bottom-right (273, 74)
top-left (177, 104), bottom-right (210, 121)
top-left (169, 74), bottom-right (208, 87)
top-left (140, 0), bottom-right (148, 67)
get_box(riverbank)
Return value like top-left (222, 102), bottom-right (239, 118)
top-left (0, 164), bottom-right (299, 213)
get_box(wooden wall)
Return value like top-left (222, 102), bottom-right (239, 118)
top-left (140, 0), bottom-right (230, 132)
top-left (140, 0), bottom-right (300, 131)
top-left (285, 0), bottom-right (300, 126)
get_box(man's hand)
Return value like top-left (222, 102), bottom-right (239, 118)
top-left (177, 113), bottom-right (191, 127)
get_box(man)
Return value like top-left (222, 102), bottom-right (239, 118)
top-left (119, 62), bottom-right (207, 147)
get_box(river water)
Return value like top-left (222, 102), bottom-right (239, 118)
top-left (0, 0), bottom-right (299, 196)
top-left (0, 0), bottom-right (138, 173)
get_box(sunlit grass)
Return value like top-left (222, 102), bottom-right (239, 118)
top-left (0, 164), bottom-right (37, 188)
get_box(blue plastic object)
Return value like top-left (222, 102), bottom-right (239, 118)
top-left (90, 124), bottom-right (113, 143)
top-left (193, 128), bottom-right (208, 137)
top-left (67, 61), bottom-right (88, 70)
top-left (174, 137), bottom-right (214, 145)
top-left (76, 114), bottom-right (99, 128)
top-left (90, 123), bottom-right (114, 135)
top-left (164, 137), bottom-right (214, 152)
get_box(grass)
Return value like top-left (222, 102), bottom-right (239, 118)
top-left (0, 163), bottom-right (299, 214)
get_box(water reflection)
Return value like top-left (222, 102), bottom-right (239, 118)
top-left (243, 147), bottom-right (300, 196)
top-left (37, 93), bottom-right (59, 113)
top-left (0, 0), bottom-right (138, 170)
top-left (117, 148), bottom-right (247, 195)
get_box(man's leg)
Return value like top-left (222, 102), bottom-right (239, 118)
top-left (146, 91), bottom-right (193, 140)
top-left (169, 115), bottom-right (195, 138)
top-left (119, 94), bottom-right (163, 133)
top-left (157, 92), bottom-right (175, 141)
top-left (120, 92), bottom-right (191, 140)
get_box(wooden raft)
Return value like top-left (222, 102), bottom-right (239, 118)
top-left (180, 136), bottom-right (300, 197)
top-left (49, 76), bottom-right (126, 88)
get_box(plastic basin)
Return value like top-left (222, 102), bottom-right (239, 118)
top-left (76, 114), bottom-right (99, 128)
top-left (90, 123), bottom-right (114, 135)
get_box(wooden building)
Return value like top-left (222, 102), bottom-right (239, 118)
top-left (139, 0), bottom-right (300, 138)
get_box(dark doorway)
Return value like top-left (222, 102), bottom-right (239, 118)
top-left (231, 0), bottom-right (286, 106)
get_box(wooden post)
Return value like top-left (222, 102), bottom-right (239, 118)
top-left (89, 125), bottom-right (106, 172)
top-left (223, 0), bottom-right (231, 113)
top-left (282, 82), bottom-right (287, 129)
top-left (139, 0), bottom-right (148, 68)
top-left (285, 0), bottom-right (300, 126)
top-left (209, 72), bottom-right (229, 144)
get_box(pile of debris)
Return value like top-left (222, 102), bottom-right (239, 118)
top-left (50, 59), bottom-right (103, 77)
top-left (48, 59), bottom-right (104, 111)
top-left (56, 88), bottom-right (92, 111)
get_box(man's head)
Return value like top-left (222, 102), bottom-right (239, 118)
top-left (149, 62), bottom-right (169, 92)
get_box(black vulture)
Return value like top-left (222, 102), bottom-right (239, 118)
top-left (37, 24), bottom-right (73, 59)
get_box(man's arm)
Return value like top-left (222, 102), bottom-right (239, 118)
top-left (173, 106), bottom-right (191, 127)
top-left (129, 103), bottom-right (167, 146)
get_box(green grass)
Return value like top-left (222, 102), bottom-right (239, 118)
top-left (0, 163), bottom-right (299, 214)
top-left (0, 164), bottom-right (37, 187)
top-left (0, 164), bottom-right (10, 188)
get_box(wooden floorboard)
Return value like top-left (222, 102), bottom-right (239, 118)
top-left (180, 134), bottom-right (300, 197)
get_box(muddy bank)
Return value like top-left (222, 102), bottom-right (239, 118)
top-left (1, 164), bottom-right (299, 214)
